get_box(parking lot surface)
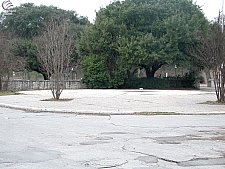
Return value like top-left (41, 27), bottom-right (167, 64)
top-left (0, 87), bottom-right (225, 168)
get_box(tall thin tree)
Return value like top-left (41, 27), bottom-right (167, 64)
top-left (188, 21), bottom-right (225, 102)
top-left (35, 16), bottom-right (75, 99)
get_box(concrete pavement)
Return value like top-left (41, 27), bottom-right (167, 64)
top-left (0, 108), bottom-right (225, 168)
top-left (0, 87), bottom-right (225, 168)
top-left (0, 87), bottom-right (224, 115)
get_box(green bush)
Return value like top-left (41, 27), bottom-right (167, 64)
top-left (81, 54), bottom-right (111, 89)
top-left (180, 71), bottom-right (196, 88)
top-left (81, 54), bottom-right (125, 89)
top-left (81, 56), bottom-right (198, 89)
top-left (121, 71), bottom-right (197, 89)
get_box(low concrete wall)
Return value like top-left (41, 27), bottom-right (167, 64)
top-left (2, 80), bottom-right (85, 91)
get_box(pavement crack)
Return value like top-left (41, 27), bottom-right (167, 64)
top-left (109, 122), bottom-right (121, 127)
top-left (98, 161), bottom-right (128, 169)
top-left (122, 146), bottom-right (178, 164)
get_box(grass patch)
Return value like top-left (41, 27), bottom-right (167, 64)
top-left (201, 101), bottom-right (225, 105)
top-left (41, 98), bottom-right (73, 102)
top-left (0, 91), bottom-right (21, 96)
top-left (134, 112), bottom-right (178, 115)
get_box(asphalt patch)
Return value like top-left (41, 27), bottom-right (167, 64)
top-left (80, 141), bottom-right (108, 145)
top-left (178, 157), bottom-right (225, 166)
top-left (136, 156), bottom-right (158, 164)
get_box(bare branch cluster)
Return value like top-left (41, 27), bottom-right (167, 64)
top-left (34, 16), bottom-right (75, 99)
top-left (0, 30), bottom-right (25, 90)
top-left (188, 22), bottom-right (225, 102)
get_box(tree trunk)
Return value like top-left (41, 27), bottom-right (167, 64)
top-left (33, 68), bottom-right (50, 80)
top-left (56, 88), bottom-right (60, 100)
top-left (56, 80), bottom-right (60, 100)
top-left (0, 76), bottom-right (2, 91)
top-left (149, 66), bottom-right (159, 78)
top-left (221, 72), bottom-right (225, 102)
top-left (145, 67), bottom-right (151, 78)
top-left (221, 80), bottom-right (225, 102)
top-left (127, 70), bottom-right (132, 80)
top-left (43, 73), bottom-right (49, 80)
top-left (204, 68), bottom-right (211, 86)
top-left (142, 63), bottom-right (164, 78)
top-left (204, 68), bottom-right (211, 81)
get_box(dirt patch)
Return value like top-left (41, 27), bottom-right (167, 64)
top-left (210, 136), bottom-right (225, 141)
top-left (133, 112), bottom-right (178, 115)
top-left (41, 98), bottom-right (73, 102)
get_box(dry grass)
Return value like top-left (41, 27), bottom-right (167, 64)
top-left (133, 112), bottom-right (178, 115)
top-left (201, 101), bottom-right (225, 105)
top-left (0, 91), bottom-right (21, 96)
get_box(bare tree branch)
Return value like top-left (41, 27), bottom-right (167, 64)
top-left (188, 22), bottom-right (225, 102)
top-left (34, 16), bottom-right (75, 99)
top-left (0, 30), bottom-right (25, 90)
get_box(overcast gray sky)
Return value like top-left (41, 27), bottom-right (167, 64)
top-left (2, 0), bottom-right (224, 22)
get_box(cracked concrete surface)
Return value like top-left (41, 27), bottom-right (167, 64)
top-left (1, 107), bottom-right (225, 168)
top-left (0, 88), bottom-right (224, 115)
top-left (0, 88), bottom-right (225, 168)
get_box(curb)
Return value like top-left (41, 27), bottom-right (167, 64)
top-left (1, 103), bottom-right (225, 116)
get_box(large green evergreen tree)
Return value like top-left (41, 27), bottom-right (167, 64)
top-left (79, 0), bottom-right (208, 88)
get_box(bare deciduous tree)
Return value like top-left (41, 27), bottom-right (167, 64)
top-left (188, 22), bottom-right (225, 102)
top-left (0, 30), bottom-right (25, 90)
top-left (0, 31), bottom-right (9, 90)
top-left (34, 16), bottom-right (75, 99)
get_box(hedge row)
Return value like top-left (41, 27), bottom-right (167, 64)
top-left (121, 77), bottom-right (196, 89)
